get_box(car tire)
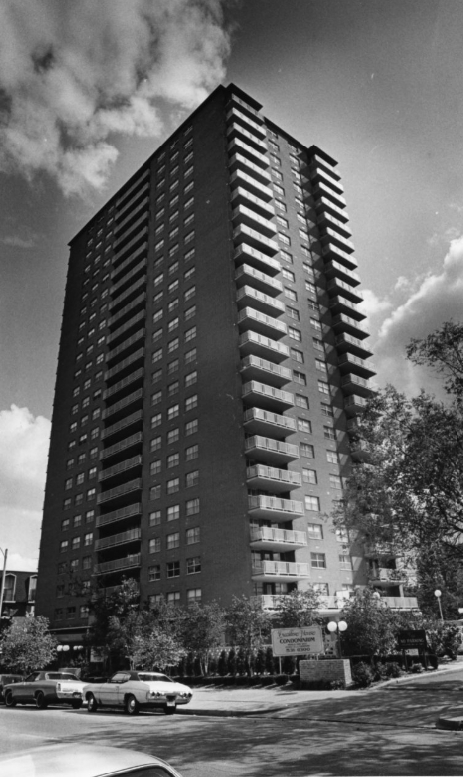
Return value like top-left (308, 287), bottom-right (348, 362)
top-left (87, 693), bottom-right (98, 713)
top-left (35, 691), bottom-right (48, 709)
top-left (126, 694), bottom-right (140, 716)
top-left (4, 691), bottom-right (16, 708)
top-left (164, 705), bottom-right (176, 715)
top-left (71, 699), bottom-right (83, 710)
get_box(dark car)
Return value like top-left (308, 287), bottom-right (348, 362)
top-left (0, 674), bottom-right (23, 703)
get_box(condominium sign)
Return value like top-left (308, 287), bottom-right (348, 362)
top-left (271, 626), bottom-right (323, 656)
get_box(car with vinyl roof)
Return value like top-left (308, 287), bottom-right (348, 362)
top-left (83, 670), bottom-right (192, 715)
top-left (3, 670), bottom-right (85, 709)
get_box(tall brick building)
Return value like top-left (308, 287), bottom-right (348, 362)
top-left (36, 84), bottom-right (416, 644)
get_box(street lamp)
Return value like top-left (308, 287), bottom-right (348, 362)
top-left (434, 589), bottom-right (444, 623)
top-left (327, 620), bottom-right (348, 658)
top-left (0, 548), bottom-right (8, 620)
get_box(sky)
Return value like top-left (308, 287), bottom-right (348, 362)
top-left (1, 0), bottom-right (463, 571)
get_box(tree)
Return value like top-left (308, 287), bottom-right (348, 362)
top-left (273, 589), bottom-right (322, 628)
top-left (181, 601), bottom-right (225, 675)
top-left (339, 590), bottom-right (400, 658)
top-left (0, 616), bottom-right (57, 674)
top-left (86, 577), bottom-right (140, 669)
top-left (132, 628), bottom-right (186, 671)
top-left (226, 596), bottom-right (272, 676)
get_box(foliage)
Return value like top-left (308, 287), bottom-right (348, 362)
top-left (272, 588), bottom-right (322, 628)
top-left (180, 601), bottom-right (225, 675)
top-left (0, 616), bottom-right (57, 674)
top-left (226, 596), bottom-right (271, 652)
top-left (87, 577), bottom-right (140, 665)
top-left (406, 320), bottom-right (463, 399)
top-left (351, 661), bottom-right (374, 688)
top-left (339, 590), bottom-right (400, 658)
top-left (414, 543), bottom-right (462, 619)
top-left (132, 628), bottom-right (186, 671)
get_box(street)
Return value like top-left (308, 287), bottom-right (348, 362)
top-left (2, 669), bottom-right (463, 776)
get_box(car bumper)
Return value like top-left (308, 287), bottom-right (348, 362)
top-left (56, 691), bottom-right (83, 701)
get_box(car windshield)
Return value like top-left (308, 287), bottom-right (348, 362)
top-left (137, 673), bottom-right (173, 683)
top-left (46, 673), bottom-right (79, 681)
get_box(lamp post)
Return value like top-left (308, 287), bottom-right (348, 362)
top-left (327, 620), bottom-right (348, 658)
top-left (0, 548), bottom-right (8, 620)
top-left (434, 589), bottom-right (444, 623)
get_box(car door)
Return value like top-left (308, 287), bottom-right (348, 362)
top-left (16, 673), bottom-right (41, 702)
top-left (115, 673), bottom-right (133, 706)
top-left (98, 672), bottom-right (127, 706)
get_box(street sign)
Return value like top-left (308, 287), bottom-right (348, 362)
top-left (397, 629), bottom-right (427, 650)
top-left (271, 626), bottom-right (323, 656)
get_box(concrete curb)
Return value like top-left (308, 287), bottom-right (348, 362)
top-left (176, 703), bottom-right (289, 717)
top-left (436, 707), bottom-right (463, 731)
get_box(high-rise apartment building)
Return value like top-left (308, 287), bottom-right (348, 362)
top-left (36, 84), bottom-right (416, 645)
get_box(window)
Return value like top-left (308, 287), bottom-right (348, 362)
top-left (275, 199), bottom-right (286, 212)
top-left (186, 527), bottom-right (200, 545)
top-left (186, 470), bottom-right (199, 488)
top-left (185, 347), bottom-right (196, 364)
top-left (151, 390), bottom-right (162, 407)
top-left (184, 229), bottom-right (195, 243)
top-left (150, 485), bottom-right (161, 500)
top-left (302, 468), bottom-right (317, 484)
top-left (276, 215), bottom-right (288, 229)
top-left (305, 496), bottom-right (320, 511)
top-left (291, 348), bottom-right (303, 363)
top-left (150, 459), bottom-right (161, 476)
top-left (149, 537), bottom-right (161, 553)
top-left (185, 304), bottom-right (196, 321)
top-left (167, 504), bottom-right (180, 522)
top-left (312, 337), bottom-right (324, 351)
top-left (318, 380), bottom-right (330, 395)
top-left (185, 370), bottom-right (197, 388)
top-left (152, 328), bottom-right (163, 344)
top-left (167, 453), bottom-right (180, 468)
top-left (288, 326), bottom-right (301, 341)
top-left (315, 359), bottom-right (327, 373)
top-left (72, 536), bottom-right (81, 550)
top-left (167, 404), bottom-right (179, 420)
top-left (313, 583), bottom-right (329, 596)
top-left (295, 394), bottom-right (309, 409)
top-left (187, 588), bottom-right (202, 604)
top-left (300, 443), bottom-right (314, 459)
top-left (273, 182), bottom-right (284, 196)
top-left (185, 394), bottom-right (198, 412)
top-left (330, 475), bottom-right (343, 489)
top-left (298, 418), bottom-right (312, 434)
top-left (310, 317), bottom-right (321, 331)
top-left (150, 436), bottom-right (162, 453)
top-left (167, 591), bottom-right (180, 604)
top-left (62, 518), bottom-right (70, 531)
top-left (149, 510), bottom-right (161, 527)
top-left (286, 307), bottom-right (300, 321)
top-left (152, 348), bottom-right (162, 364)
top-left (278, 232), bottom-right (291, 246)
top-left (167, 561), bottom-right (180, 578)
top-left (184, 286), bottom-right (195, 302)
top-left (151, 413), bottom-right (162, 429)
top-left (85, 509), bottom-right (95, 523)
top-left (57, 584), bottom-right (65, 599)
top-left (80, 605), bottom-right (90, 618)
top-left (70, 558), bottom-right (79, 571)
top-left (149, 565), bottom-right (161, 582)
top-left (167, 358), bottom-right (179, 375)
top-left (321, 403), bottom-right (334, 417)
top-left (339, 554), bottom-right (352, 570)
top-left (185, 418), bottom-right (198, 436)
top-left (74, 493), bottom-right (83, 506)
top-left (84, 532), bottom-right (93, 546)
top-left (152, 309), bottom-right (163, 326)
top-left (184, 247), bottom-right (195, 262)
top-left (167, 337), bottom-right (179, 354)
top-left (323, 426), bottom-right (336, 440)
top-left (65, 478), bottom-right (73, 490)
top-left (149, 594), bottom-right (162, 607)
top-left (185, 325), bottom-right (196, 342)
top-left (293, 371), bottom-right (306, 386)
top-left (185, 497), bottom-right (200, 516)
top-left (272, 169), bottom-right (283, 182)
top-left (167, 428), bottom-right (180, 445)
top-left (185, 444), bottom-right (198, 461)
top-left (167, 380), bottom-right (179, 397)
top-left (311, 553), bottom-right (326, 569)
top-left (336, 527), bottom-right (349, 542)
top-left (152, 369), bottom-right (162, 386)
top-left (166, 477), bottom-right (180, 494)
top-left (187, 556), bottom-right (201, 575)
top-left (184, 266), bottom-right (195, 281)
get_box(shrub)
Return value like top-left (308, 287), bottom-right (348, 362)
top-left (330, 679), bottom-right (345, 690)
top-left (411, 663), bottom-right (425, 674)
top-left (351, 661), bottom-right (374, 688)
top-left (217, 650), bottom-right (228, 677)
top-left (384, 662), bottom-right (403, 679)
top-left (275, 673), bottom-right (289, 686)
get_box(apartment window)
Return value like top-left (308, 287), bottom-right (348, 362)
top-left (184, 266), bottom-right (195, 281)
top-left (151, 390), bottom-right (162, 406)
top-left (152, 369), bottom-right (162, 387)
top-left (287, 306), bottom-right (300, 321)
top-left (318, 380), bottom-right (330, 395)
top-left (167, 300), bottom-right (178, 315)
top-left (186, 497), bottom-right (199, 515)
top-left (278, 232), bottom-right (291, 247)
top-left (305, 496), bottom-right (320, 512)
top-left (167, 358), bottom-right (179, 375)
top-left (150, 485), bottom-right (161, 500)
top-left (152, 348), bottom-right (162, 364)
top-left (151, 413), bottom-right (162, 429)
top-left (313, 583), bottom-right (329, 596)
top-left (167, 337), bottom-right (179, 354)
top-left (184, 213), bottom-right (194, 229)
top-left (339, 554), bottom-right (352, 570)
top-left (273, 181), bottom-right (284, 196)
top-left (154, 239), bottom-right (165, 253)
top-left (295, 394), bottom-right (309, 409)
top-left (166, 477), bottom-right (180, 494)
top-left (336, 527), bottom-right (349, 542)
top-left (315, 359), bottom-right (327, 373)
top-left (299, 228), bottom-right (309, 241)
top-left (184, 286), bottom-right (195, 302)
top-left (167, 381), bottom-right (179, 397)
top-left (167, 504), bottom-right (180, 522)
top-left (153, 291), bottom-right (163, 305)
top-left (152, 328), bottom-right (163, 344)
top-left (64, 478), bottom-right (73, 490)
top-left (311, 553), bottom-right (326, 569)
top-left (271, 154), bottom-right (281, 167)
top-left (187, 557), bottom-right (201, 575)
top-left (312, 338), bottom-right (324, 351)
top-left (148, 565), bottom-right (161, 582)
top-left (185, 418), bottom-right (198, 436)
top-left (153, 309), bottom-right (163, 326)
top-left (298, 418), bottom-right (312, 434)
top-left (302, 468), bottom-right (317, 484)
top-left (184, 229), bottom-right (195, 244)
top-left (66, 458), bottom-right (75, 470)
top-left (81, 555), bottom-right (92, 571)
top-left (185, 370), bottom-right (197, 388)
top-left (323, 426), bottom-right (336, 440)
top-left (285, 287), bottom-right (298, 301)
top-left (293, 371), bottom-right (306, 386)
top-left (149, 537), bottom-right (161, 553)
top-left (167, 453), bottom-right (180, 468)
top-left (288, 326), bottom-right (301, 341)
top-left (276, 215), bottom-right (289, 229)
top-left (167, 428), bottom-right (180, 445)
top-left (184, 196), bottom-right (194, 209)
top-left (185, 444), bottom-right (198, 461)
top-left (185, 394), bottom-right (198, 412)
top-left (70, 558), bottom-right (79, 571)
top-left (184, 246), bottom-right (195, 261)
top-left (67, 607), bottom-right (76, 620)
top-left (167, 591), bottom-right (180, 604)
top-left (81, 414), bottom-right (89, 426)
top-left (186, 527), bottom-right (200, 545)
top-left (83, 532), bottom-right (93, 546)
top-left (167, 404), bottom-right (179, 420)
top-left (150, 436), bottom-right (162, 453)
top-left (306, 281), bottom-right (316, 295)
top-left (72, 536), bottom-right (81, 550)
top-left (185, 326), bottom-right (196, 342)
top-left (291, 348), bottom-right (303, 363)
top-left (74, 493), bottom-right (83, 506)
top-left (310, 317), bottom-right (322, 331)
top-left (187, 588), bottom-right (202, 604)
top-left (85, 509), bottom-right (95, 523)
top-left (272, 169), bottom-right (283, 182)
top-left (150, 459), bottom-right (161, 476)
top-left (168, 260), bottom-right (179, 277)
top-left (275, 200), bottom-right (286, 213)
top-left (330, 475), bottom-right (343, 489)
top-left (185, 347), bottom-right (196, 364)
top-left (71, 404), bottom-right (79, 416)
top-left (321, 403), bottom-right (334, 417)
top-left (61, 518), bottom-right (70, 531)
top-left (167, 561), bottom-right (180, 578)
top-left (300, 443), bottom-right (315, 459)
top-left (185, 304), bottom-right (196, 321)
top-left (186, 470), bottom-right (199, 488)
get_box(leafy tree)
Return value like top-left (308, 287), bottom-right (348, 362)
top-left (132, 628), bottom-right (186, 671)
top-left (87, 577), bottom-right (140, 667)
top-left (226, 595), bottom-right (271, 651)
top-left (181, 601), bottom-right (225, 675)
top-left (273, 589), bottom-right (322, 627)
top-left (0, 616), bottom-right (57, 674)
top-left (339, 590), bottom-right (400, 658)
top-left (217, 649), bottom-right (228, 676)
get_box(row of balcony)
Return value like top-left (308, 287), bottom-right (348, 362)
top-left (240, 355), bottom-right (292, 387)
top-left (254, 594), bottom-right (419, 612)
top-left (235, 264), bottom-right (283, 296)
top-left (252, 560), bottom-right (309, 582)
top-left (110, 242), bottom-right (147, 284)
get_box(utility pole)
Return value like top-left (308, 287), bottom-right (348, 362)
top-left (0, 548), bottom-right (8, 620)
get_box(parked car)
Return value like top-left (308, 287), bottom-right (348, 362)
top-left (0, 744), bottom-right (183, 776)
top-left (0, 674), bottom-right (23, 704)
top-left (83, 670), bottom-right (193, 715)
top-left (3, 670), bottom-right (86, 709)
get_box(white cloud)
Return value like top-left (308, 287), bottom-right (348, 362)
top-left (373, 235), bottom-right (463, 395)
top-left (0, 0), bottom-right (231, 195)
top-left (4, 552), bottom-right (38, 574)
top-left (358, 288), bottom-right (393, 321)
top-left (0, 235), bottom-right (37, 249)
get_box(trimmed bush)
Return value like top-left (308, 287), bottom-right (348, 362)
top-left (351, 661), bottom-right (374, 688)
top-left (275, 673), bottom-right (289, 686)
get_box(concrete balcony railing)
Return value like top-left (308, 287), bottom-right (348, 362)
top-left (110, 261), bottom-right (147, 299)
top-left (244, 435), bottom-right (299, 465)
top-left (97, 478), bottom-right (142, 505)
top-left (116, 169), bottom-right (149, 209)
top-left (252, 560), bottom-right (310, 581)
top-left (236, 286), bottom-right (285, 316)
top-left (228, 94), bottom-right (264, 122)
top-left (99, 455), bottom-right (143, 482)
top-left (229, 152), bottom-right (272, 186)
top-left (369, 568), bottom-right (408, 584)
top-left (233, 223), bottom-right (279, 257)
top-left (104, 348), bottom-right (144, 382)
top-left (230, 186), bottom-right (276, 219)
top-left (108, 276), bottom-right (146, 311)
top-left (314, 194), bottom-right (350, 223)
top-left (238, 307), bottom-right (287, 339)
top-left (100, 432), bottom-right (143, 461)
top-left (229, 169), bottom-right (273, 202)
top-left (226, 104), bottom-right (266, 133)
top-left (250, 526), bottom-right (307, 550)
top-left (115, 184), bottom-right (149, 222)
top-left (228, 138), bottom-right (270, 170)
top-left (248, 494), bottom-right (304, 520)
top-left (327, 278), bottom-right (363, 304)
top-left (108, 293), bottom-right (146, 329)
top-left (312, 180), bottom-right (347, 209)
top-left (335, 333), bottom-right (373, 360)
top-left (113, 213), bottom-right (148, 250)
top-left (96, 503), bottom-right (142, 528)
top-left (242, 381), bottom-right (294, 412)
top-left (101, 410), bottom-right (143, 440)
top-left (332, 313), bottom-right (370, 340)
top-left (341, 374), bottom-right (374, 398)
top-left (106, 330), bottom-right (145, 364)
top-left (246, 464), bottom-right (301, 492)
top-left (322, 243), bottom-right (357, 271)
top-left (94, 553), bottom-right (141, 576)
top-left (103, 369), bottom-right (144, 401)
top-left (227, 122), bottom-right (268, 153)
top-left (102, 389), bottom-right (143, 420)
top-left (107, 312), bottom-right (145, 345)
top-left (240, 356), bottom-right (292, 387)
top-left (110, 243), bottom-right (147, 283)
top-left (95, 527), bottom-right (142, 551)
top-left (114, 197), bottom-right (149, 235)
top-left (321, 227), bottom-right (355, 254)
top-left (234, 243), bottom-right (281, 275)
top-left (239, 331), bottom-right (290, 363)
top-left (244, 407), bottom-right (297, 440)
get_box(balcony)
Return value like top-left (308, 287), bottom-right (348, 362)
top-left (115, 197), bottom-right (149, 236)
top-left (97, 478), bottom-right (143, 506)
top-left (251, 559), bottom-right (310, 582)
top-left (228, 138), bottom-right (270, 170)
top-left (248, 494), bottom-right (303, 521)
top-left (111, 243), bottom-right (147, 284)
top-left (114, 214), bottom-right (148, 255)
top-left (316, 211), bottom-right (352, 239)
top-left (94, 553), bottom-right (141, 576)
top-left (229, 169), bottom-right (273, 202)
top-left (320, 228), bottom-right (355, 255)
top-left (312, 181), bottom-right (347, 210)
top-left (233, 224), bottom-right (279, 257)
top-left (244, 435), bottom-right (299, 465)
top-left (116, 169), bottom-right (149, 210)
top-left (309, 153), bottom-right (341, 180)
top-left (228, 95), bottom-right (264, 123)
top-left (309, 164), bottom-right (344, 195)
top-left (229, 152), bottom-right (271, 187)
top-left (100, 432), bottom-right (143, 462)
top-left (381, 597), bottom-right (419, 610)
top-left (329, 295), bottom-right (365, 320)
top-left (243, 407), bottom-right (296, 438)
top-left (332, 314), bottom-right (370, 340)
top-left (337, 353), bottom-right (376, 379)
top-left (101, 409), bottom-right (143, 441)
top-left (350, 439), bottom-right (370, 462)
top-left (335, 333), bottom-right (373, 360)
top-left (327, 279), bottom-right (363, 305)
top-left (226, 104), bottom-right (266, 135)
top-left (324, 260), bottom-right (360, 288)
top-left (242, 381), bottom-right (294, 412)
top-left (341, 374), bottom-right (374, 398)
top-left (113, 227), bottom-right (149, 268)
top-left (234, 243), bottom-right (281, 276)
top-left (108, 293), bottom-right (146, 330)
top-left (235, 265), bottom-right (282, 297)
top-left (250, 526), bottom-right (307, 551)
top-left (314, 195), bottom-right (350, 224)
top-left (95, 528), bottom-right (142, 551)
top-left (364, 543), bottom-right (396, 559)
top-left (103, 368), bottom-right (144, 402)
top-left (99, 455), bottom-right (143, 482)
top-left (107, 312), bottom-right (145, 346)
top-left (96, 502), bottom-right (142, 528)
top-left (115, 186), bottom-right (149, 223)
top-left (240, 356), bottom-right (292, 387)
top-left (232, 205), bottom-right (276, 237)
top-left (108, 276), bottom-right (146, 312)
top-left (239, 331), bottom-right (290, 363)
top-left (231, 187), bottom-right (275, 219)
top-left (102, 388), bottom-right (144, 422)
top-left (251, 594), bottom-right (286, 611)
top-left (322, 243), bottom-right (357, 272)
top-left (369, 567), bottom-right (408, 585)
top-left (227, 122), bottom-right (268, 153)
top-left (246, 464), bottom-right (301, 493)
top-left (110, 260), bottom-right (147, 299)
top-left (236, 287), bottom-right (285, 318)
top-left (238, 307), bottom-right (287, 339)
top-left (344, 394), bottom-right (368, 416)
top-left (104, 348), bottom-right (145, 383)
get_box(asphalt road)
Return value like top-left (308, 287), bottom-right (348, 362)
top-left (2, 668), bottom-right (463, 777)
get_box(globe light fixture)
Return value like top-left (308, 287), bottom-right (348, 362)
top-left (434, 589), bottom-right (444, 622)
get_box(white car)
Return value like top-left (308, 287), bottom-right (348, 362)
top-left (4, 671), bottom-right (86, 709)
top-left (83, 671), bottom-right (192, 715)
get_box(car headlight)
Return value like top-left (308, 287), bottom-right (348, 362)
top-left (147, 691), bottom-right (163, 699)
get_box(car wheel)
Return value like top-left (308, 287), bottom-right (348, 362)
top-left (87, 693), bottom-right (98, 713)
top-left (71, 699), bottom-right (83, 710)
top-left (164, 705), bottom-right (176, 715)
top-left (4, 691), bottom-right (17, 708)
top-left (125, 694), bottom-right (140, 716)
top-left (35, 691), bottom-right (47, 709)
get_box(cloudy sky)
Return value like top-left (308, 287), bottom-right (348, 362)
top-left (1, 0), bottom-right (463, 570)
